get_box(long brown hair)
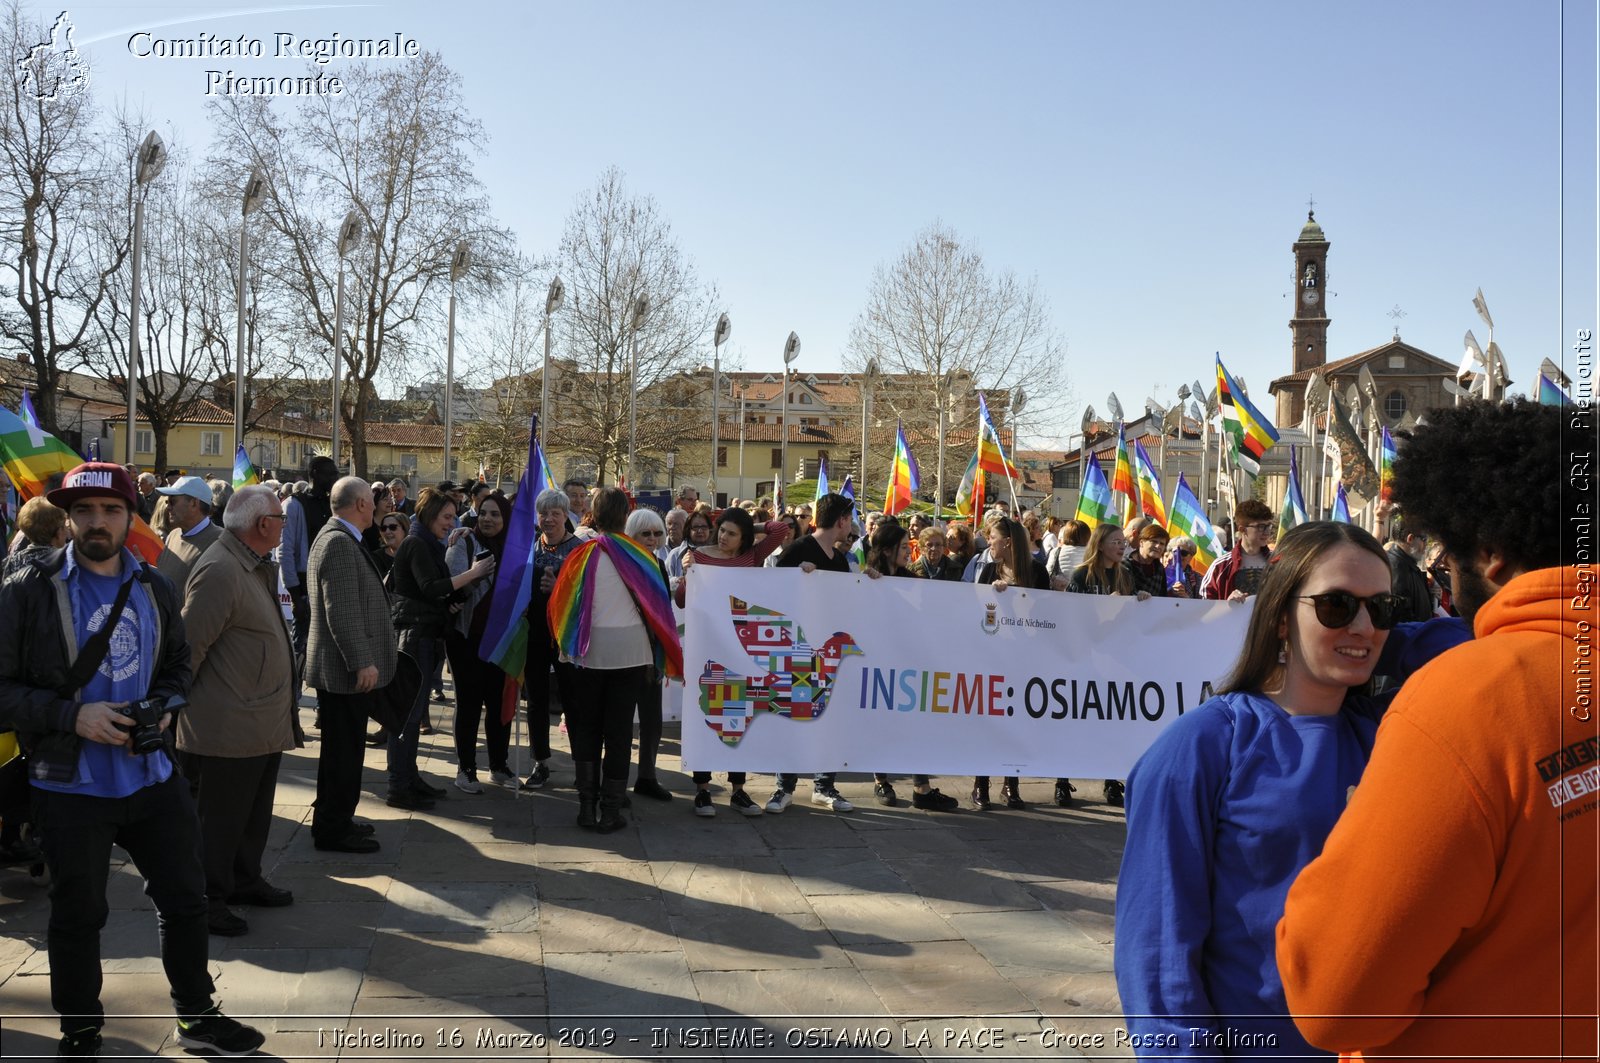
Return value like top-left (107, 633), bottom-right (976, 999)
top-left (867, 522), bottom-right (909, 576)
top-left (1218, 521), bottom-right (1388, 695)
top-left (1081, 523), bottom-right (1133, 595)
top-left (994, 517), bottom-right (1033, 585)
top-left (414, 487), bottom-right (456, 538)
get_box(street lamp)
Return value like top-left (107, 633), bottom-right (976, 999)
top-left (443, 239), bottom-right (470, 481)
top-left (778, 331), bottom-right (800, 511)
top-left (710, 312), bottom-right (730, 504)
top-left (126, 130), bottom-right (166, 466)
top-left (626, 291), bottom-right (649, 488)
top-left (737, 385), bottom-right (748, 499)
top-left (329, 210), bottom-right (363, 469)
top-left (539, 275), bottom-right (564, 440)
top-left (667, 449), bottom-right (677, 493)
top-left (859, 358), bottom-right (879, 499)
top-left (233, 169), bottom-right (267, 455)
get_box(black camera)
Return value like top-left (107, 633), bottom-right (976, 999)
top-left (114, 697), bottom-right (168, 755)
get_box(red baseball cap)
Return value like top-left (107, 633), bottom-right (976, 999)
top-left (47, 462), bottom-right (139, 510)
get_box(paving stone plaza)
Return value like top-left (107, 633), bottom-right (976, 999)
top-left (1, 695), bottom-right (1131, 1060)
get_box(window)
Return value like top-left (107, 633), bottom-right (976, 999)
top-left (1054, 466), bottom-right (1080, 490)
top-left (287, 441), bottom-right (298, 465)
top-left (770, 448), bottom-right (783, 469)
top-left (135, 429), bottom-right (153, 455)
top-left (717, 446), bottom-right (728, 468)
top-left (1385, 390), bottom-right (1408, 420)
top-left (201, 431), bottom-right (222, 456)
top-left (799, 393), bottom-right (812, 404)
top-left (401, 454), bottom-right (418, 471)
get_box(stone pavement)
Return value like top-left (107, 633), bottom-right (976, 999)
top-left (0, 695), bottom-right (1131, 1061)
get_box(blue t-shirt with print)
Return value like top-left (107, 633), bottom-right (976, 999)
top-left (32, 546), bottom-right (171, 797)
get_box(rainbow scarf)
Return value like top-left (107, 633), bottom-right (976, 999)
top-left (547, 533), bottom-right (683, 679)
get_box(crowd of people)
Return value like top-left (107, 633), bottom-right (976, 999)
top-left (0, 398), bottom-right (1588, 1059)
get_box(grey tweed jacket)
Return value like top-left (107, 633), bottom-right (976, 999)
top-left (303, 519), bottom-right (397, 694)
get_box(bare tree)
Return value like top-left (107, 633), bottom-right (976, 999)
top-left (206, 53), bottom-right (514, 476)
top-left (0, 2), bottom-right (122, 436)
top-left (845, 220), bottom-right (1067, 504)
top-left (460, 263), bottom-right (547, 486)
top-left (549, 167), bottom-right (719, 486)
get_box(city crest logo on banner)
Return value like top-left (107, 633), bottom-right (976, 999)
top-left (696, 596), bottom-right (864, 746)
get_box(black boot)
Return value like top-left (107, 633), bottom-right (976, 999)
top-left (574, 761), bottom-right (600, 830)
top-left (596, 778), bottom-right (629, 834)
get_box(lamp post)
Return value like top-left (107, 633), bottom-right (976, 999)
top-left (737, 387), bottom-right (747, 499)
top-left (442, 239), bottom-right (470, 481)
top-left (667, 450), bottom-right (676, 493)
top-left (710, 312), bottom-right (730, 504)
top-left (778, 331), bottom-right (800, 511)
top-left (329, 210), bottom-right (363, 469)
top-left (126, 131), bottom-right (166, 465)
top-left (1007, 386), bottom-right (1027, 512)
top-left (626, 292), bottom-right (649, 488)
top-left (859, 358), bottom-right (879, 499)
top-left (233, 169), bottom-right (267, 455)
top-left (539, 275), bottom-right (563, 441)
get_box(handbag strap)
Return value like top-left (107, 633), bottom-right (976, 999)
top-left (60, 570), bottom-right (138, 699)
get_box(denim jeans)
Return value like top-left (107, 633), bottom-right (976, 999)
top-left (777, 772), bottom-right (837, 793)
top-left (33, 773), bottom-right (216, 1032)
top-left (388, 630), bottom-right (442, 795)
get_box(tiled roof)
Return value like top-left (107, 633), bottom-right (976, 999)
top-left (1268, 339), bottom-right (1456, 392)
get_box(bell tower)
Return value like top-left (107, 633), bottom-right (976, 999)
top-left (1290, 210), bottom-right (1330, 375)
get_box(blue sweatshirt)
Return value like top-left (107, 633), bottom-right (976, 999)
top-left (1113, 690), bottom-right (1378, 1058)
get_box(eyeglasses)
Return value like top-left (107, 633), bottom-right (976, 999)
top-left (262, 513), bottom-right (287, 522)
top-left (1242, 522), bottom-right (1273, 534)
top-left (638, 530), bottom-right (664, 538)
top-left (381, 523), bottom-right (405, 532)
top-left (1297, 591), bottom-right (1404, 631)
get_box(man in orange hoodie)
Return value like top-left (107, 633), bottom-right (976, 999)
top-left (1277, 399), bottom-right (1597, 1060)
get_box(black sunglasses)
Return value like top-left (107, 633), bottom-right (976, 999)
top-left (1297, 591), bottom-right (1404, 631)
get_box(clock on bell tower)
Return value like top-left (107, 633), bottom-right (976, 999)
top-left (1290, 209), bottom-right (1330, 375)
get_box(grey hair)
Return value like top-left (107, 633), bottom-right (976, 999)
top-left (330, 475), bottom-right (373, 513)
top-left (625, 509), bottom-right (665, 538)
top-left (222, 484), bottom-right (278, 532)
top-left (534, 488), bottom-right (570, 517)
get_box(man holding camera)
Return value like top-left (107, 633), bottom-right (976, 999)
top-left (0, 462), bottom-right (263, 1058)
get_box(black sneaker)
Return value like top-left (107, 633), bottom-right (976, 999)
top-left (175, 1007), bottom-right (265, 1056)
top-left (1103, 779), bottom-right (1125, 807)
top-left (519, 762), bottom-right (551, 791)
top-left (911, 788), bottom-right (959, 812)
top-left (1054, 781), bottom-right (1075, 807)
top-left (873, 780), bottom-right (897, 806)
top-left (56, 1028), bottom-right (101, 1057)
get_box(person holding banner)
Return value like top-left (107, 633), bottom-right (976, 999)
top-left (679, 506), bottom-right (790, 816)
top-left (1067, 523), bottom-right (1150, 807)
top-left (1162, 536), bottom-right (1201, 598)
top-left (1125, 524), bottom-right (1174, 599)
top-left (909, 525), bottom-right (962, 581)
top-left (971, 517), bottom-right (1052, 811)
top-left (1201, 498), bottom-right (1274, 600)
top-left (1114, 521), bottom-right (1395, 1058)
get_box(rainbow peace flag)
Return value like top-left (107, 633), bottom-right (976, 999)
top-left (1111, 422), bottom-right (1137, 524)
top-left (1167, 473), bottom-right (1223, 575)
top-left (814, 456), bottom-right (830, 502)
top-left (1539, 372), bottom-right (1574, 406)
top-left (232, 444), bottom-right (260, 489)
top-left (883, 421), bottom-right (920, 516)
top-left (1378, 426), bottom-right (1396, 504)
top-left (1278, 448), bottom-right (1309, 541)
top-left (1131, 439), bottom-right (1167, 526)
top-left (1216, 354), bottom-right (1280, 477)
top-left (547, 533), bottom-right (682, 679)
top-left (0, 404), bottom-right (81, 500)
top-left (534, 435), bottom-right (558, 494)
top-left (976, 394), bottom-right (1020, 479)
top-left (1075, 452), bottom-right (1115, 531)
top-left (1332, 481), bottom-right (1352, 524)
top-left (480, 416), bottom-right (546, 679)
top-left (953, 449), bottom-right (982, 517)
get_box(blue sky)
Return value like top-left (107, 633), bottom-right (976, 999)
top-left (48, 0), bottom-right (1598, 445)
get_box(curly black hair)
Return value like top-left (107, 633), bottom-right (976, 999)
top-left (1391, 399), bottom-right (1562, 573)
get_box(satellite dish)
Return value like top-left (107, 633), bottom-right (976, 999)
top-left (336, 210), bottom-right (363, 258)
top-left (713, 313), bottom-right (732, 348)
top-left (1357, 364), bottom-right (1378, 401)
top-left (449, 240), bottom-right (471, 283)
top-left (136, 130), bottom-right (167, 184)
top-left (1175, 384), bottom-right (1191, 401)
top-left (1459, 330), bottom-right (1486, 380)
top-left (1305, 371), bottom-right (1329, 410)
top-left (1192, 379), bottom-right (1208, 404)
top-left (1440, 377), bottom-right (1470, 399)
top-left (1080, 405), bottom-right (1096, 435)
top-left (1145, 397), bottom-right (1166, 418)
top-left (1106, 392), bottom-right (1124, 422)
top-left (545, 275), bottom-right (565, 314)
top-left (783, 331), bottom-right (801, 363)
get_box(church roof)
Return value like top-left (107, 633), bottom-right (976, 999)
top-left (1267, 338), bottom-right (1458, 395)
top-left (1297, 211), bottom-right (1326, 243)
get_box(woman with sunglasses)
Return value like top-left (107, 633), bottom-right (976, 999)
top-left (369, 514), bottom-right (408, 580)
top-left (1162, 535), bottom-right (1202, 598)
top-left (623, 508), bottom-right (674, 802)
top-left (1114, 521), bottom-right (1399, 1058)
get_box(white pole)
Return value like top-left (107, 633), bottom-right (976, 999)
top-left (330, 263), bottom-right (346, 467)
top-left (233, 220), bottom-right (248, 455)
top-left (126, 198), bottom-right (145, 465)
top-left (444, 279), bottom-right (457, 481)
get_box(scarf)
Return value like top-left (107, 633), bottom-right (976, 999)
top-left (548, 533), bottom-right (683, 679)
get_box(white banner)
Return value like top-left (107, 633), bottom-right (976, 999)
top-left (680, 567), bottom-right (1253, 777)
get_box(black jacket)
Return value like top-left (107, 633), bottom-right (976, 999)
top-left (389, 533), bottom-right (458, 636)
top-left (1387, 544), bottom-right (1434, 625)
top-left (0, 548), bottom-right (192, 782)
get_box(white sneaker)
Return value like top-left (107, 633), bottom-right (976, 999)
top-left (489, 768), bottom-right (516, 787)
top-left (454, 771), bottom-right (484, 795)
top-left (811, 786), bottom-right (854, 812)
top-left (764, 789), bottom-right (793, 814)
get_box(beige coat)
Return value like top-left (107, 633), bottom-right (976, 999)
top-left (175, 530), bottom-right (297, 758)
